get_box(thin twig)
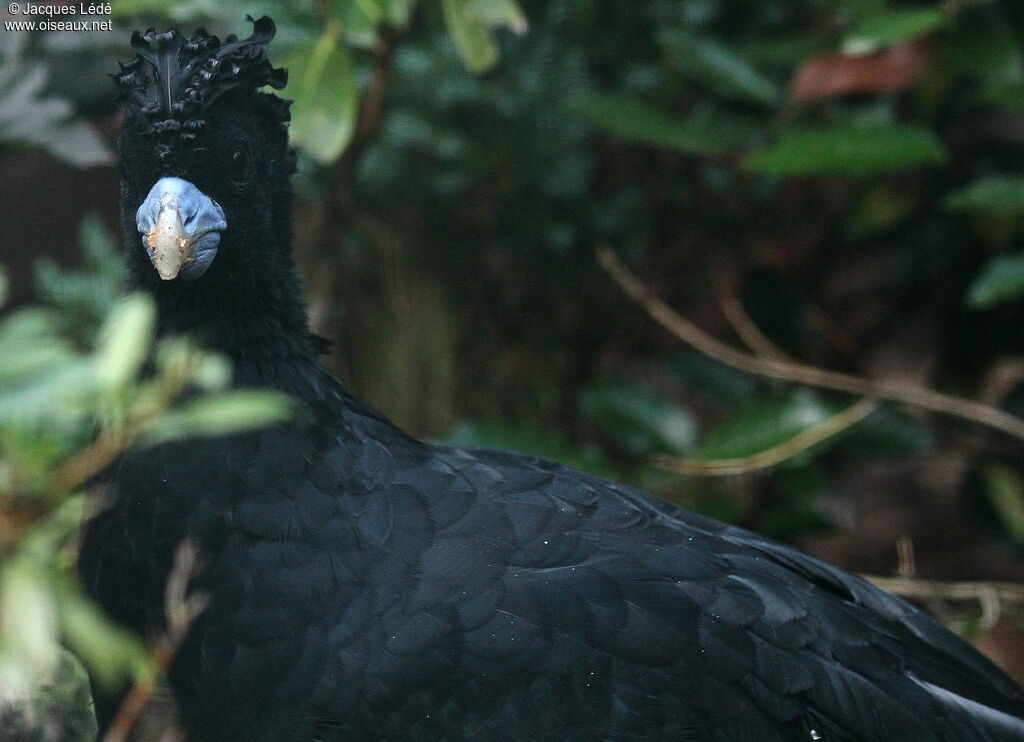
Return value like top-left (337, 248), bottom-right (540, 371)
top-left (713, 263), bottom-right (792, 362)
top-left (47, 432), bottom-right (127, 496)
top-left (654, 397), bottom-right (879, 475)
top-left (863, 575), bottom-right (1024, 630)
top-left (598, 247), bottom-right (1024, 442)
top-left (101, 542), bottom-right (207, 742)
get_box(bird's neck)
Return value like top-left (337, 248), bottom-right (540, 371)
top-left (141, 267), bottom-right (331, 403)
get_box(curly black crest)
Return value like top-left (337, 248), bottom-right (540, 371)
top-left (115, 14), bottom-right (289, 139)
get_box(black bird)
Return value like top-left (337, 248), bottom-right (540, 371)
top-left (80, 17), bottom-right (1024, 742)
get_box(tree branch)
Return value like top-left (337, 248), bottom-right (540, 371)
top-left (101, 542), bottom-right (206, 742)
top-left (654, 397), bottom-right (879, 475)
top-left (598, 247), bottom-right (1024, 442)
top-left (861, 575), bottom-right (1024, 630)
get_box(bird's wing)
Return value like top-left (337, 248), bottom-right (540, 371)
top-left (379, 442), bottom-right (1024, 741)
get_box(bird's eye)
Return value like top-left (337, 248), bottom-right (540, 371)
top-left (229, 145), bottom-right (251, 185)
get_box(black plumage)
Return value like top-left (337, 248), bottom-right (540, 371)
top-left (80, 17), bottom-right (1024, 742)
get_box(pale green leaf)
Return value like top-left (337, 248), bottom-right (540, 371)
top-left (0, 560), bottom-right (58, 690)
top-left (284, 30), bottom-right (358, 164)
top-left (0, 310), bottom-right (72, 384)
top-left (745, 125), bottom-right (947, 176)
top-left (93, 293), bottom-right (155, 389)
top-left (0, 360), bottom-right (95, 425)
top-left (844, 8), bottom-right (946, 54)
top-left (442, 0), bottom-right (527, 73)
top-left (0, 62), bottom-right (113, 168)
top-left (139, 390), bottom-right (293, 445)
top-left (192, 353), bottom-right (233, 391)
top-left (472, 0), bottom-right (528, 32)
top-left (966, 254), bottom-right (1024, 309)
top-left (59, 590), bottom-right (148, 691)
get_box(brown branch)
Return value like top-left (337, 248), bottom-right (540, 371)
top-left (308, 24), bottom-right (404, 338)
top-left (598, 247), bottom-right (1024, 442)
top-left (712, 263), bottom-right (792, 362)
top-left (47, 431), bottom-right (127, 497)
top-left (101, 542), bottom-right (206, 742)
top-left (654, 397), bottom-right (879, 475)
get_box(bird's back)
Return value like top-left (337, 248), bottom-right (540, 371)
top-left (126, 398), bottom-right (1024, 742)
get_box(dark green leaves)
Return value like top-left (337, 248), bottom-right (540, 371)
top-left (745, 125), bottom-right (947, 176)
top-left (580, 382), bottom-right (697, 457)
top-left (946, 177), bottom-right (1024, 213)
top-left (981, 463), bottom-right (1024, 547)
top-left (571, 95), bottom-right (726, 155)
top-left (659, 30), bottom-right (782, 107)
top-left (694, 389), bottom-right (839, 462)
top-left (844, 8), bottom-right (946, 53)
top-left (966, 254), bottom-right (1024, 309)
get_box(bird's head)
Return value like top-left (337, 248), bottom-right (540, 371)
top-left (115, 16), bottom-right (293, 284)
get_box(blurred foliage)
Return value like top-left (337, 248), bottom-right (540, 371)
top-left (2, 0), bottom-right (1024, 703)
top-left (3, 0), bottom-right (1013, 548)
top-left (0, 222), bottom-right (291, 734)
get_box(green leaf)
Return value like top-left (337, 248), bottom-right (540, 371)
top-left (981, 463), bottom-right (1024, 547)
top-left (330, 0), bottom-right (379, 48)
top-left (696, 389), bottom-right (838, 461)
top-left (0, 308), bottom-right (73, 384)
top-left (948, 14), bottom-right (1024, 88)
top-left (93, 294), bottom-right (155, 390)
top-left (34, 216), bottom-right (126, 342)
top-left (966, 254), bottom-right (1024, 309)
top-left (579, 382), bottom-right (697, 456)
top-left (745, 125), bottom-right (947, 177)
top-left (0, 360), bottom-right (95, 426)
top-left (844, 8), bottom-right (946, 53)
top-left (139, 391), bottom-right (293, 445)
top-left (469, 0), bottom-right (527, 30)
top-left (570, 95), bottom-right (727, 155)
top-left (0, 560), bottom-right (58, 690)
top-left (946, 177), bottom-right (1024, 213)
top-left (380, 0), bottom-right (416, 27)
top-left (982, 82), bottom-right (1024, 111)
top-left (667, 351), bottom-right (757, 406)
top-left (59, 590), bottom-right (147, 691)
top-left (809, 0), bottom-right (886, 12)
top-left (284, 30), bottom-right (358, 165)
top-left (442, 0), bottom-right (527, 73)
top-left (659, 30), bottom-right (782, 107)
top-left (0, 61), bottom-right (113, 168)
top-left (836, 404), bottom-right (933, 457)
